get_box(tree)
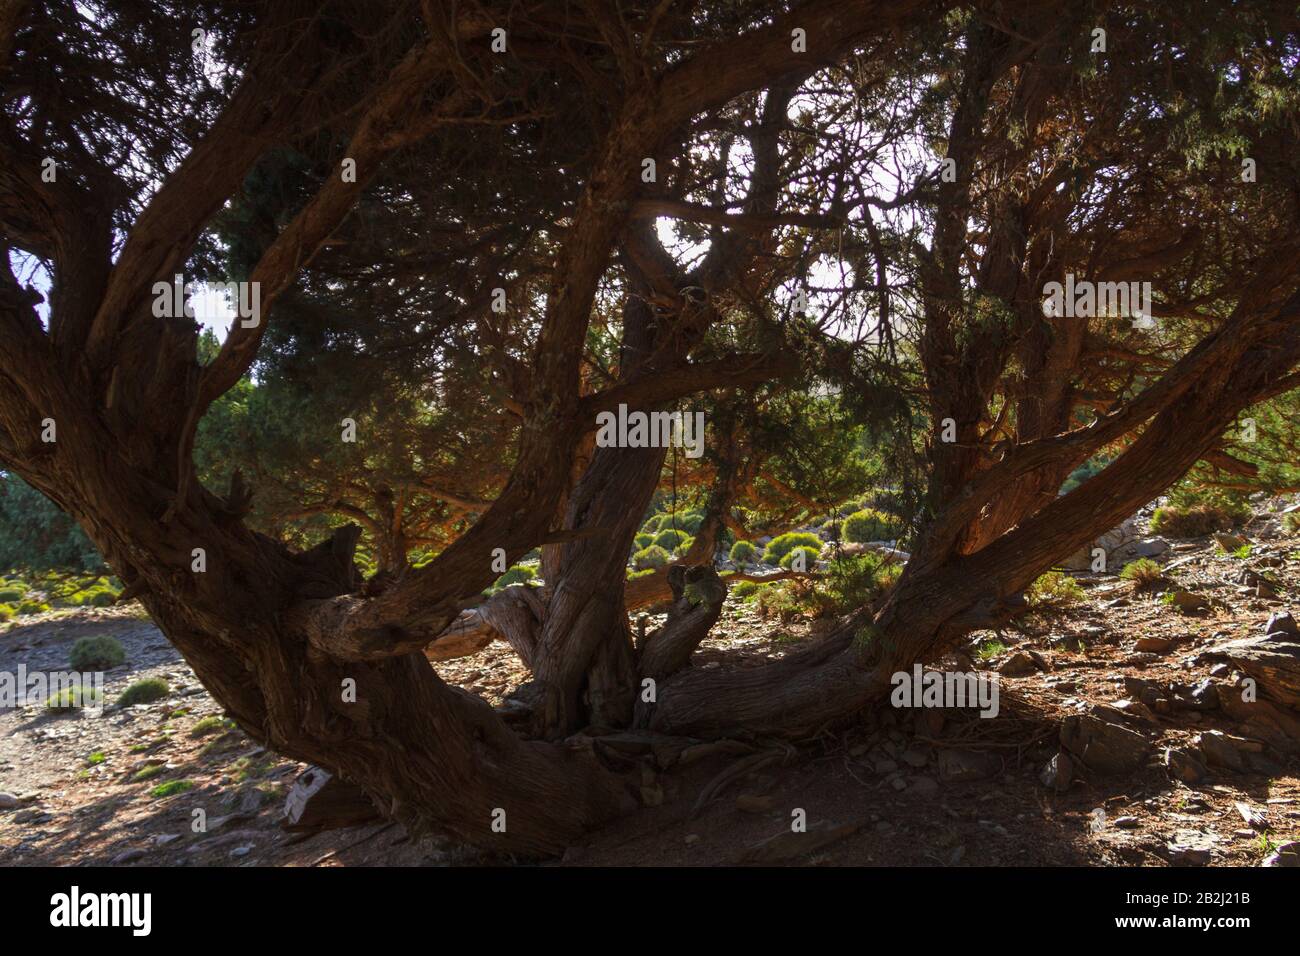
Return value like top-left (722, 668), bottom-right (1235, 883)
top-left (2, 0), bottom-right (1298, 858)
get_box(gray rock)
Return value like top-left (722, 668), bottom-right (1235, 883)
top-left (1196, 730), bottom-right (1261, 772)
top-left (1262, 841), bottom-right (1300, 867)
top-left (1133, 537), bottom-right (1170, 557)
top-left (110, 848), bottom-right (147, 864)
top-left (0, 792), bottom-right (20, 811)
top-left (1061, 715), bottom-right (1151, 774)
top-left (999, 651), bottom-right (1039, 676)
top-left (1039, 751), bottom-right (1073, 792)
top-left (1265, 611), bottom-right (1298, 638)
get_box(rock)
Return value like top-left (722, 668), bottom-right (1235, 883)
top-left (908, 776), bottom-right (939, 796)
top-left (1180, 678), bottom-right (1220, 711)
top-left (0, 792), bottom-right (19, 811)
top-left (1234, 802), bottom-right (1268, 830)
top-left (1094, 699), bottom-right (1158, 727)
top-left (1209, 663), bottom-right (1231, 677)
top-left (1134, 635), bottom-right (1173, 653)
top-left (110, 848), bottom-right (147, 864)
top-left (1133, 537), bottom-right (1170, 557)
top-left (1213, 532), bottom-right (1249, 552)
top-left (871, 756), bottom-right (898, 774)
top-left (1168, 590), bottom-right (1209, 613)
top-left (999, 651), bottom-right (1039, 676)
top-left (13, 808), bottom-right (52, 824)
top-left (1262, 842), bottom-right (1300, 867)
top-left (738, 819), bottom-right (861, 864)
top-left (900, 747), bottom-right (930, 768)
top-left (1039, 751), bottom-right (1073, 792)
top-left (282, 766), bottom-right (381, 831)
top-left (1265, 611), bottom-right (1299, 638)
top-left (1060, 715), bottom-right (1151, 774)
top-left (1114, 816), bottom-right (1139, 829)
top-left (1165, 832), bottom-right (1216, 866)
top-left (937, 749), bottom-right (998, 782)
top-left (684, 833), bottom-right (700, 846)
top-left (1195, 730), bottom-right (1261, 772)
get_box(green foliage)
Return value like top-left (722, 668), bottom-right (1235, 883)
top-left (118, 678), bottom-right (170, 706)
top-left (1151, 503), bottom-right (1246, 537)
top-left (190, 715), bottom-right (234, 737)
top-left (974, 640), bottom-right (1007, 661)
top-left (17, 599), bottom-right (49, 615)
top-left (132, 763), bottom-right (166, 781)
top-left (1026, 572), bottom-right (1084, 609)
top-left (842, 508), bottom-right (902, 543)
top-left (45, 685), bottom-right (103, 711)
top-left (86, 751), bottom-right (107, 765)
top-left (149, 780), bottom-right (194, 799)
top-left (729, 540), bottom-right (758, 565)
top-left (0, 604), bottom-right (12, 622)
top-left (634, 533), bottom-right (654, 549)
top-left (640, 515), bottom-right (664, 534)
top-left (69, 635), bottom-right (126, 671)
top-left (492, 565), bottom-right (536, 589)
top-left (1120, 558), bottom-right (1163, 589)
top-left (729, 579), bottom-right (762, 599)
top-left (0, 585), bottom-right (24, 601)
top-left (821, 552), bottom-right (899, 611)
top-left (0, 473), bottom-right (106, 573)
top-left (761, 532), bottom-right (823, 564)
top-left (779, 546), bottom-right (819, 570)
top-left (1282, 512), bottom-right (1300, 534)
top-left (632, 545), bottom-right (671, 571)
top-left (652, 528), bottom-right (689, 551)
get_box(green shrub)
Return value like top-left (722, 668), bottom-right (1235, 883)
top-left (1283, 512), bottom-right (1300, 535)
top-left (118, 678), bottom-right (170, 706)
top-left (730, 580), bottom-right (762, 599)
top-left (1119, 558), bottom-right (1163, 589)
top-left (779, 546), bottom-right (819, 570)
top-left (0, 585), bottom-right (25, 602)
top-left (1026, 572), bottom-right (1085, 609)
top-left (149, 780), bottom-right (194, 799)
top-left (88, 589), bottom-right (117, 607)
top-left (189, 715), bottom-right (233, 737)
top-left (1150, 503), bottom-right (1246, 538)
top-left (729, 540), bottom-right (758, 565)
top-left (493, 565), bottom-right (536, 589)
top-left (640, 515), bottom-right (664, 534)
top-left (17, 599), bottom-right (50, 615)
top-left (842, 508), bottom-right (902, 543)
top-left (821, 552), bottom-right (892, 611)
top-left (762, 532), bottom-right (823, 564)
top-left (69, 635), bottom-right (126, 671)
top-left (132, 763), bottom-right (166, 781)
top-left (0, 604), bottom-right (13, 622)
top-left (652, 528), bottom-right (689, 551)
top-left (821, 519), bottom-right (842, 540)
top-left (673, 512), bottom-right (704, 535)
top-left (673, 535), bottom-right (694, 555)
top-left (632, 545), bottom-right (671, 571)
top-left (45, 685), bottom-right (104, 711)
top-left (634, 533), bottom-right (654, 549)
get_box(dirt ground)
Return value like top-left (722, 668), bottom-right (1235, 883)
top-left (2, 517), bottom-right (1297, 867)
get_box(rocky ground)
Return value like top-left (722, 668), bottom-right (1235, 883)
top-left (2, 508), bottom-right (1298, 867)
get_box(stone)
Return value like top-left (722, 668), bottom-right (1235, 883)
top-left (1134, 635), bottom-right (1173, 653)
top-left (1165, 832), bottom-right (1216, 866)
top-left (1114, 816), bottom-right (1139, 829)
top-left (1060, 715), bottom-right (1151, 774)
top-left (1234, 802), bottom-right (1268, 830)
top-left (1195, 730), bottom-right (1261, 772)
top-left (900, 747), bottom-right (930, 768)
top-left (1262, 842), bottom-right (1300, 867)
top-left (110, 848), bottom-right (147, 864)
top-left (0, 792), bottom-right (19, 811)
top-left (1265, 611), bottom-right (1299, 638)
top-left (1039, 751), bottom-right (1073, 792)
top-left (998, 651), bottom-right (1039, 676)
top-left (1168, 590), bottom-right (1209, 613)
top-left (937, 749), bottom-right (998, 782)
top-left (1209, 663), bottom-right (1231, 677)
top-left (1212, 532), bottom-right (1249, 553)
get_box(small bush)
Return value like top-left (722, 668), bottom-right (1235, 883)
top-left (149, 780), bottom-right (194, 799)
top-left (821, 519), bottom-right (842, 540)
top-left (0, 604), bottom-right (13, 622)
top-left (45, 685), bottom-right (104, 711)
top-left (1150, 503), bottom-right (1246, 538)
top-left (69, 635), bottom-right (126, 671)
top-left (842, 508), bottom-right (902, 543)
top-left (132, 763), bottom-right (166, 781)
top-left (0, 585), bottom-right (25, 602)
top-left (493, 565), bottom-right (536, 589)
top-left (779, 546), bottom-right (819, 570)
top-left (632, 545), bottom-right (671, 571)
top-left (730, 580), bottom-right (762, 599)
top-left (640, 515), bottom-right (664, 534)
top-left (634, 533), bottom-right (654, 550)
top-left (673, 535), bottom-right (694, 555)
top-left (1026, 572), bottom-right (1085, 609)
top-left (1119, 558), bottom-right (1163, 589)
top-left (86, 751), bottom-right (107, 766)
top-left (88, 589), bottom-right (117, 607)
top-left (1282, 512), bottom-right (1300, 535)
top-left (652, 528), bottom-right (689, 551)
top-left (118, 677), bottom-right (170, 706)
top-left (762, 532), bottom-right (823, 564)
top-left (674, 512), bottom-right (704, 535)
top-left (729, 540), bottom-right (758, 565)
top-left (189, 715), bottom-right (232, 737)
top-left (17, 599), bottom-right (50, 615)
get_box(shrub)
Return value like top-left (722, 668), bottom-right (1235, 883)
top-left (189, 715), bottom-right (232, 737)
top-left (652, 528), bottom-right (689, 551)
top-left (17, 599), bottom-right (50, 615)
top-left (132, 763), bottom-right (165, 781)
top-left (729, 540), bottom-right (758, 565)
top-left (762, 532), bottom-right (823, 564)
top-left (0, 585), bottom-right (25, 602)
top-left (1150, 503), bottom-right (1246, 538)
top-left (674, 512), bottom-right (704, 535)
top-left (1026, 571), bottom-right (1084, 609)
top-left (88, 588), bottom-right (118, 607)
top-left (820, 552), bottom-right (900, 611)
top-left (842, 508), bottom-right (902, 543)
top-left (634, 533), bottom-right (654, 549)
top-left (672, 535), bottom-right (694, 555)
top-left (1119, 558), bottom-right (1163, 589)
top-left (632, 545), bottom-right (671, 571)
top-left (45, 685), bottom-right (104, 711)
top-left (0, 604), bottom-right (12, 622)
top-left (1283, 512), bottom-right (1300, 535)
top-left (640, 515), bottom-right (664, 534)
top-left (779, 546), bottom-right (819, 570)
top-left (730, 580), bottom-right (762, 599)
top-left (69, 635), bottom-right (126, 671)
top-left (149, 780), bottom-right (194, 799)
top-left (118, 678), bottom-right (170, 706)
top-left (493, 565), bottom-right (536, 589)
top-left (821, 519), bottom-right (841, 540)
